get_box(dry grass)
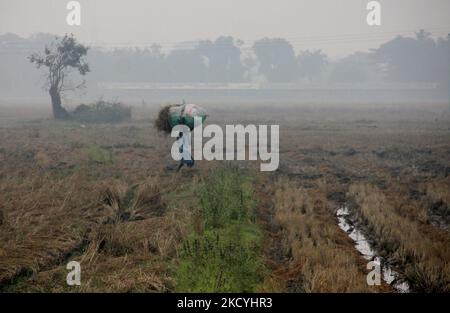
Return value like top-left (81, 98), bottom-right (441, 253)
top-left (421, 178), bottom-right (450, 228)
top-left (0, 172), bottom-right (96, 286)
top-left (423, 179), bottom-right (450, 206)
top-left (130, 180), bottom-right (168, 218)
top-left (2, 175), bottom-right (188, 292)
top-left (270, 178), bottom-right (381, 292)
top-left (348, 183), bottom-right (450, 292)
top-left (95, 177), bottom-right (167, 223)
top-left (1, 102), bottom-right (449, 292)
top-left (154, 105), bottom-right (172, 133)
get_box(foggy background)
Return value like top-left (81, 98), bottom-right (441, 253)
top-left (0, 0), bottom-right (449, 103)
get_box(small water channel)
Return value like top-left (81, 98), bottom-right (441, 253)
top-left (336, 207), bottom-right (409, 293)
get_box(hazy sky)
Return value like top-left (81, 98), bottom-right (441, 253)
top-left (1, 0), bottom-right (450, 58)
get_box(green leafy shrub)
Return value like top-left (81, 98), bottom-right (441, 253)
top-left (71, 100), bottom-right (131, 123)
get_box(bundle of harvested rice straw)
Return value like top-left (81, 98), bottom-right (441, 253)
top-left (155, 103), bottom-right (207, 133)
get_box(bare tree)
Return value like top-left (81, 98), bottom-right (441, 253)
top-left (29, 34), bottom-right (89, 119)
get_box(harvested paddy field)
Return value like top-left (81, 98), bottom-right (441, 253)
top-left (1, 102), bottom-right (449, 292)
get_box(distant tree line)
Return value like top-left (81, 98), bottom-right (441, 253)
top-left (0, 31), bottom-right (448, 97)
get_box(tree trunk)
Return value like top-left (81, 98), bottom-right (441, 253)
top-left (49, 86), bottom-right (69, 119)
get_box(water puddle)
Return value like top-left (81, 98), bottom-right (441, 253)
top-left (336, 207), bottom-right (409, 293)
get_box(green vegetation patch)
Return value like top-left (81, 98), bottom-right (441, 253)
top-left (71, 100), bottom-right (131, 124)
top-left (199, 167), bottom-right (256, 229)
top-left (86, 145), bottom-right (113, 164)
top-left (175, 167), bottom-right (265, 292)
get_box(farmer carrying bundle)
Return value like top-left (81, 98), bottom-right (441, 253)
top-left (155, 102), bottom-right (207, 171)
top-left (155, 102), bottom-right (207, 133)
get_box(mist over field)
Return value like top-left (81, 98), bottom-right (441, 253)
top-left (0, 30), bottom-right (449, 102)
top-left (1, 0), bottom-right (449, 103)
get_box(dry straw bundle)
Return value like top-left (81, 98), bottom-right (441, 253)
top-left (154, 105), bottom-right (173, 134)
top-left (154, 103), bottom-right (206, 134)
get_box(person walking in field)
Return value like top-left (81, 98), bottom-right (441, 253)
top-left (155, 100), bottom-right (207, 171)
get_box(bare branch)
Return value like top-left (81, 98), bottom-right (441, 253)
top-left (28, 33), bottom-right (89, 95)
